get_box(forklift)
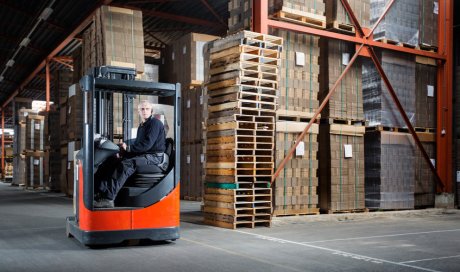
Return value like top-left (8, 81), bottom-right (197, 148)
top-left (66, 66), bottom-right (181, 246)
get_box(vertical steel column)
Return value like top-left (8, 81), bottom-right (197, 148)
top-left (436, 0), bottom-right (453, 193)
top-left (46, 59), bottom-right (50, 111)
top-left (1, 110), bottom-right (4, 179)
top-left (253, 0), bottom-right (268, 34)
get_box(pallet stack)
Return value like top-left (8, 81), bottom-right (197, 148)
top-left (203, 31), bottom-right (282, 228)
top-left (269, 29), bottom-right (321, 216)
top-left (43, 108), bottom-right (62, 191)
top-left (325, 0), bottom-right (370, 33)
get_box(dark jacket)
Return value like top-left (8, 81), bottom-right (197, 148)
top-left (128, 116), bottom-right (165, 155)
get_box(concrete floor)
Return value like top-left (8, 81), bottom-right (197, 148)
top-left (1, 181), bottom-right (459, 272)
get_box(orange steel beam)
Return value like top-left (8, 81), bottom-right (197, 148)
top-left (267, 20), bottom-right (445, 60)
top-left (45, 60), bottom-right (50, 111)
top-left (436, 0), bottom-right (453, 193)
top-left (0, 0), bottom-right (113, 110)
top-left (1, 111), bottom-right (4, 179)
top-left (52, 58), bottom-right (73, 70)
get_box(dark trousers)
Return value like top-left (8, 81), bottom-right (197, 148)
top-left (96, 154), bottom-right (163, 200)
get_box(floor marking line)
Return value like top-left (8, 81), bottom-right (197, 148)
top-left (181, 237), bottom-right (305, 272)
top-left (234, 230), bottom-right (441, 272)
top-left (400, 255), bottom-right (460, 264)
top-left (301, 229), bottom-right (460, 244)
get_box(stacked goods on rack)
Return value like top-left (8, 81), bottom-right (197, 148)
top-left (43, 108), bottom-right (62, 191)
top-left (371, 0), bottom-right (419, 46)
top-left (365, 130), bottom-right (415, 210)
top-left (325, 0), bottom-right (370, 32)
top-left (24, 114), bottom-right (48, 189)
top-left (53, 70), bottom-right (73, 105)
top-left (414, 135), bottom-right (436, 208)
top-left (363, 50), bottom-right (415, 128)
top-left (269, 29), bottom-right (320, 215)
top-left (180, 86), bottom-right (206, 200)
top-left (418, 0), bottom-right (438, 49)
top-left (319, 39), bottom-right (363, 121)
top-left (274, 123), bottom-right (319, 215)
top-left (415, 60), bottom-right (437, 129)
top-left (204, 31), bottom-right (282, 228)
top-left (228, 0), bottom-right (253, 34)
top-left (81, 6), bottom-right (145, 74)
top-left (163, 33), bottom-right (219, 88)
top-left (319, 124), bottom-right (365, 212)
top-left (318, 37), bottom-right (366, 213)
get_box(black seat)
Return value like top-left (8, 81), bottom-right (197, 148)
top-left (125, 138), bottom-right (174, 188)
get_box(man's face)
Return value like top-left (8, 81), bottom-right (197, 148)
top-left (139, 105), bottom-right (152, 121)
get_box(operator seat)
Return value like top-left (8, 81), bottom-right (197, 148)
top-left (115, 138), bottom-right (175, 207)
top-left (129, 137), bottom-right (173, 187)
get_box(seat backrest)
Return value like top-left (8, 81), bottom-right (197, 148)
top-left (164, 138), bottom-right (174, 172)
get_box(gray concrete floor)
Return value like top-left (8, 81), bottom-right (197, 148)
top-left (0, 181), bottom-right (459, 272)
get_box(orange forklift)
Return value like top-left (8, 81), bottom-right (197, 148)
top-left (66, 66), bottom-right (181, 245)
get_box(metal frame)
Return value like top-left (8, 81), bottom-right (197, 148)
top-left (253, 0), bottom-right (453, 192)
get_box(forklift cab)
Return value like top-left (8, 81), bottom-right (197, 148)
top-left (66, 66), bottom-right (181, 246)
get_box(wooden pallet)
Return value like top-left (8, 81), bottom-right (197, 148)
top-left (376, 38), bottom-right (416, 48)
top-left (327, 21), bottom-right (355, 34)
top-left (208, 91), bottom-right (277, 106)
top-left (272, 207), bottom-right (320, 217)
top-left (414, 127), bottom-right (436, 133)
top-left (271, 8), bottom-right (326, 29)
top-left (417, 44), bottom-right (438, 52)
top-left (322, 208), bottom-right (369, 214)
top-left (365, 125), bottom-right (410, 133)
top-left (321, 118), bottom-right (367, 126)
top-left (208, 85), bottom-right (277, 99)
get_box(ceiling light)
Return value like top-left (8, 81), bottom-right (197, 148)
top-left (20, 38), bottom-right (31, 47)
top-left (0, 76), bottom-right (4, 82)
top-left (6, 59), bottom-right (15, 67)
top-left (39, 7), bottom-right (53, 21)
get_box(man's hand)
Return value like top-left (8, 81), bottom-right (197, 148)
top-left (118, 140), bottom-right (127, 151)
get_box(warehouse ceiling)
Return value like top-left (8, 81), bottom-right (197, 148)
top-left (0, 0), bottom-right (228, 128)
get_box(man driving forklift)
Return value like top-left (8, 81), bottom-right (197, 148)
top-left (94, 100), bottom-right (167, 208)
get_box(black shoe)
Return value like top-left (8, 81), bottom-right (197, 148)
top-left (93, 198), bottom-right (114, 208)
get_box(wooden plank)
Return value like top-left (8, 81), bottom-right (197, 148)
top-left (206, 168), bottom-right (234, 176)
top-left (276, 121), bottom-right (319, 134)
top-left (205, 188), bottom-right (235, 195)
top-left (204, 194), bottom-right (234, 202)
top-left (276, 109), bottom-right (319, 119)
top-left (206, 162), bottom-right (235, 169)
top-left (203, 206), bottom-right (236, 216)
top-left (329, 124), bottom-right (365, 136)
top-left (208, 102), bottom-right (238, 113)
top-left (415, 56), bottom-right (436, 66)
top-left (416, 132), bottom-right (436, 142)
top-left (207, 122), bottom-right (237, 132)
top-left (207, 78), bottom-right (237, 91)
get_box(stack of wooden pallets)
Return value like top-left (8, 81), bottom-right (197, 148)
top-left (203, 31), bottom-right (283, 229)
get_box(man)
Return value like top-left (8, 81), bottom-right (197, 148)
top-left (94, 100), bottom-right (166, 208)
